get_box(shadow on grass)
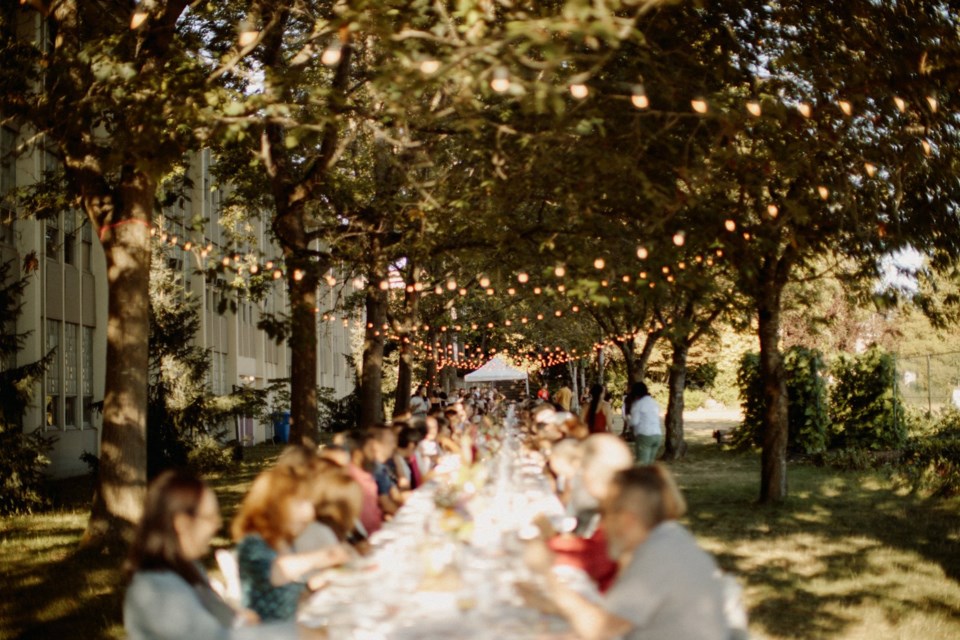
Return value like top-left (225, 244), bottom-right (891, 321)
top-left (673, 430), bottom-right (960, 639)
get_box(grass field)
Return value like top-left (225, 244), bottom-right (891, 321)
top-left (2, 423), bottom-right (959, 639)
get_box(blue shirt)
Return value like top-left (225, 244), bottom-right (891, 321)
top-left (236, 534), bottom-right (304, 621)
top-left (372, 462), bottom-right (394, 496)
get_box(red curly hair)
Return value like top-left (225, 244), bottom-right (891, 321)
top-left (232, 465), bottom-right (309, 548)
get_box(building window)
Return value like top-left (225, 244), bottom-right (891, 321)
top-left (45, 319), bottom-right (60, 429)
top-left (64, 322), bottom-right (77, 428)
top-left (82, 326), bottom-right (94, 428)
top-left (45, 218), bottom-right (59, 261)
top-left (81, 219), bottom-right (93, 272)
top-left (63, 212), bottom-right (77, 266)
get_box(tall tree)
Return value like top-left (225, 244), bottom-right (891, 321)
top-left (2, 0), bottom-right (207, 546)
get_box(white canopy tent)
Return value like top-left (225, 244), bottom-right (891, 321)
top-left (464, 357), bottom-right (530, 396)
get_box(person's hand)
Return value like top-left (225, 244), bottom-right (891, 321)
top-left (326, 543), bottom-right (352, 567)
top-left (236, 608), bottom-right (260, 626)
top-left (522, 536), bottom-right (555, 575)
top-left (515, 580), bottom-right (560, 615)
top-left (297, 624), bottom-right (329, 639)
top-left (533, 513), bottom-right (557, 539)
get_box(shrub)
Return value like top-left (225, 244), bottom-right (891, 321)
top-left (687, 362), bottom-right (719, 390)
top-left (186, 435), bottom-right (235, 473)
top-left (731, 346), bottom-right (829, 454)
top-left (829, 346), bottom-right (906, 450)
top-left (900, 435), bottom-right (960, 497)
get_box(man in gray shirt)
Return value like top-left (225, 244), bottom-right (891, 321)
top-left (519, 465), bottom-right (735, 640)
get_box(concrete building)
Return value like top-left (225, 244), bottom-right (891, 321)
top-left (1, 134), bottom-right (359, 478)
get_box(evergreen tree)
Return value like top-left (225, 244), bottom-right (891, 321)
top-left (0, 259), bottom-right (54, 515)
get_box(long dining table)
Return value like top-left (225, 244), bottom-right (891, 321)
top-left (298, 407), bottom-right (598, 639)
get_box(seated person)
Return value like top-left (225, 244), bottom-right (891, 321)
top-left (124, 470), bottom-right (317, 639)
top-left (232, 466), bottom-right (351, 621)
top-left (520, 465), bottom-right (732, 640)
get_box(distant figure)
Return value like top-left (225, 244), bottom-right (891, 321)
top-left (409, 384), bottom-right (429, 418)
top-left (581, 384), bottom-right (613, 434)
top-left (537, 387), bottom-right (550, 402)
top-left (625, 382), bottom-right (661, 464)
top-left (554, 385), bottom-right (574, 412)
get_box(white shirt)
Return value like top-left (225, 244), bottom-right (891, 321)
top-left (409, 395), bottom-right (429, 417)
top-left (628, 395), bottom-right (661, 437)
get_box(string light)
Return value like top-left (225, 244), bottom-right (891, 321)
top-left (479, 276), bottom-right (491, 288)
top-left (838, 100), bottom-right (853, 116)
top-left (672, 231), bottom-right (685, 246)
top-left (517, 272), bottom-right (529, 283)
top-left (746, 100), bottom-right (762, 117)
top-left (798, 102), bottom-right (812, 118)
top-left (554, 265), bottom-right (566, 277)
top-left (491, 68), bottom-right (510, 93)
top-left (926, 96), bottom-right (939, 113)
top-left (321, 43), bottom-right (342, 66)
top-left (419, 59), bottom-right (440, 74)
top-left (130, 11), bottom-right (149, 29)
top-left (691, 98), bottom-right (708, 114)
top-left (767, 204), bottom-right (779, 218)
top-left (631, 84), bottom-right (649, 109)
top-left (817, 186), bottom-right (830, 200)
top-left (570, 83), bottom-right (589, 99)
top-left (636, 246), bottom-right (648, 259)
top-left (724, 219), bottom-right (736, 232)
top-left (894, 96), bottom-right (907, 112)
top-left (593, 258), bottom-right (605, 270)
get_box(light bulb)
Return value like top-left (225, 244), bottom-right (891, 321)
top-left (321, 43), bottom-right (342, 66)
top-left (746, 101), bottom-right (761, 117)
top-left (798, 102), bottom-right (812, 118)
top-left (672, 231), bottom-right (685, 246)
top-left (893, 96), bottom-right (907, 113)
top-left (724, 219), bottom-right (736, 232)
top-left (554, 265), bottom-right (566, 277)
top-left (631, 84), bottom-right (649, 109)
top-left (446, 279), bottom-right (457, 290)
top-left (838, 100), bottom-right (853, 116)
top-left (636, 246), bottom-right (648, 259)
top-left (691, 98), bottom-right (708, 114)
top-left (593, 258), bottom-right (605, 270)
top-left (239, 29), bottom-right (259, 47)
top-left (767, 204), bottom-right (779, 218)
top-left (419, 59), bottom-right (440, 74)
top-left (569, 84), bottom-right (589, 99)
top-left (517, 272), bottom-right (529, 283)
top-left (817, 186), bottom-right (830, 200)
top-left (479, 276), bottom-right (490, 288)
top-left (131, 11), bottom-right (148, 29)
top-left (491, 68), bottom-right (510, 93)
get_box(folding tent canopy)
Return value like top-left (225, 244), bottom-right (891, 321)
top-left (464, 357), bottom-right (530, 397)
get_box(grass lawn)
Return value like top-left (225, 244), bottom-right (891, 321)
top-left (2, 428), bottom-right (959, 639)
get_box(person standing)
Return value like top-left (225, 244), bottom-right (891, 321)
top-left (554, 385), bottom-right (573, 412)
top-left (625, 382), bottom-right (661, 464)
top-left (581, 383), bottom-right (613, 435)
top-left (409, 384), bottom-right (429, 418)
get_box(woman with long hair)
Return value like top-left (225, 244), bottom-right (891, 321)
top-left (580, 383), bottom-right (613, 434)
top-left (123, 470), bottom-right (304, 639)
top-left (233, 466), bottom-right (350, 622)
top-left (624, 381), bottom-right (662, 463)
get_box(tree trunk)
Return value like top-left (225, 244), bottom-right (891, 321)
top-left (663, 340), bottom-right (689, 460)
top-left (359, 268), bottom-right (387, 428)
top-left (83, 171), bottom-right (153, 549)
top-left (637, 330), bottom-right (661, 381)
top-left (615, 338), bottom-right (638, 384)
top-left (568, 360), bottom-right (580, 412)
top-left (393, 273), bottom-right (418, 417)
top-left (758, 285), bottom-right (789, 503)
top-left (287, 263), bottom-right (319, 445)
top-left (424, 329), bottom-right (438, 391)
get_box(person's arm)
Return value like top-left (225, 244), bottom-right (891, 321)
top-left (271, 545), bottom-right (351, 586)
top-left (517, 573), bottom-right (633, 640)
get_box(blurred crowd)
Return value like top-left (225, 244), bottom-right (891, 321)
top-left (122, 383), bottom-right (746, 640)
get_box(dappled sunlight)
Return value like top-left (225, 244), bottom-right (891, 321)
top-left (680, 431), bottom-right (960, 639)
